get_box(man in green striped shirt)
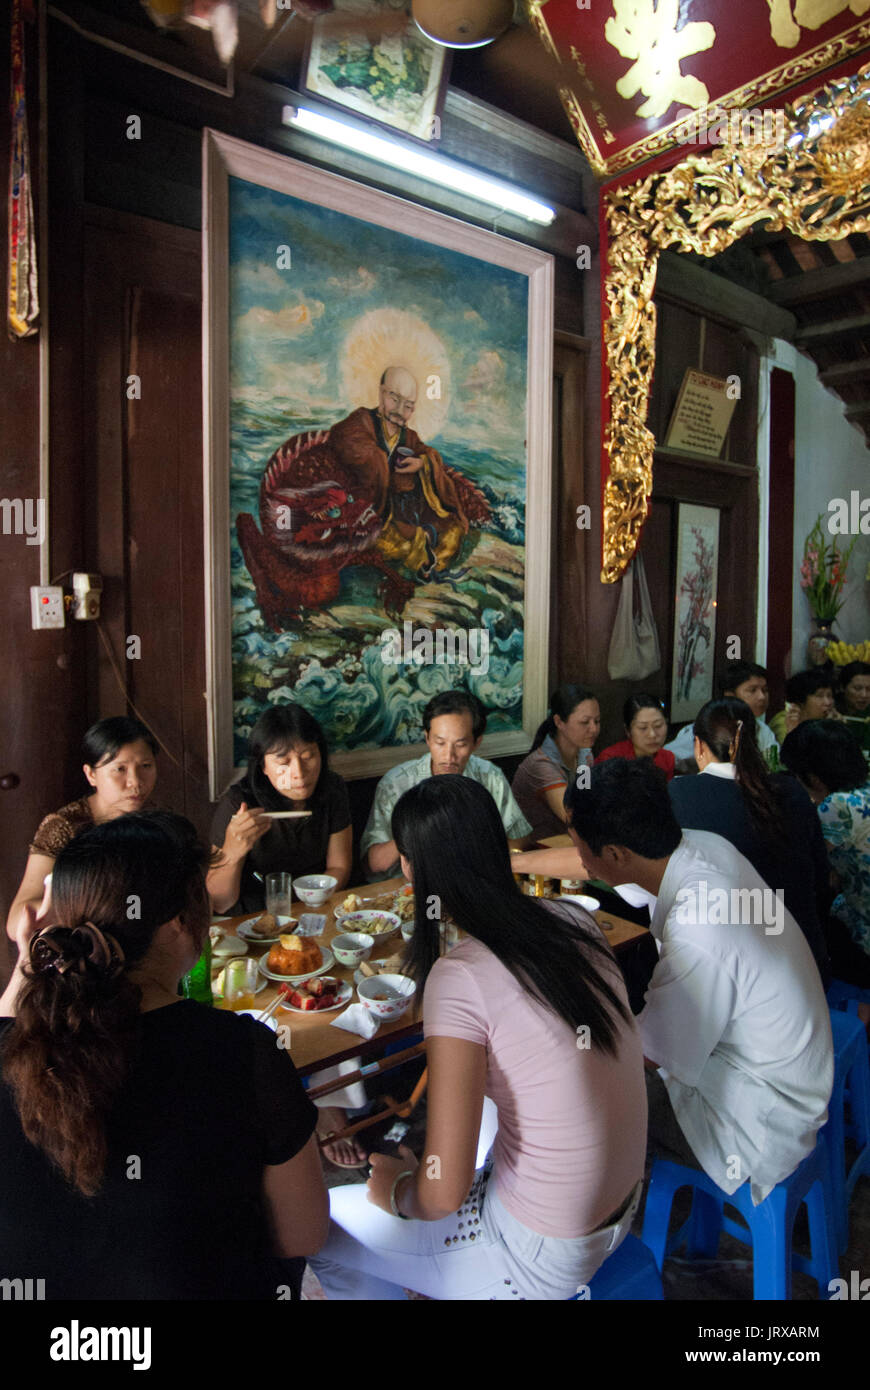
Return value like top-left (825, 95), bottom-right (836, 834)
top-left (362, 690), bottom-right (532, 880)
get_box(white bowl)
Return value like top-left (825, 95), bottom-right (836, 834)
top-left (357, 973), bottom-right (416, 1022)
top-left (560, 894), bottom-right (601, 915)
top-left (332, 931), bottom-right (374, 967)
top-left (294, 875), bottom-right (338, 907)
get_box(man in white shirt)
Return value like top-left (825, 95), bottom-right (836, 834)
top-left (566, 760), bottom-right (833, 1204)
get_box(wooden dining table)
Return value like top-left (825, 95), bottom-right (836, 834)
top-left (211, 873), bottom-right (649, 1082)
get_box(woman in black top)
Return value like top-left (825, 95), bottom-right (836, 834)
top-left (668, 698), bottom-right (831, 983)
top-left (209, 704), bottom-right (352, 914)
top-left (0, 811), bottom-right (327, 1300)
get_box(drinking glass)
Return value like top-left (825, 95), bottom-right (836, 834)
top-left (222, 957), bottom-right (260, 1012)
top-left (265, 872), bottom-right (292, 919)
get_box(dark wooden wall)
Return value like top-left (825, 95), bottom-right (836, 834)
top-left (0, 8), bottom-right (594, 924)
top-left (0, 9), bottom-right (764, 941)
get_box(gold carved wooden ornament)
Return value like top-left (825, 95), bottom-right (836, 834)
top-left (601, 62), bottom-right (870, 582)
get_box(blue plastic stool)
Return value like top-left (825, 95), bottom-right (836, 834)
top-left (827, 978), bottom-right (870, 1012)
top-left (640, 1140), bottom-right (838, 1300)
top-left (568, 1235), bottom-right (664, 1301)
top-left (822, 1008), bottom-right (870, 1253)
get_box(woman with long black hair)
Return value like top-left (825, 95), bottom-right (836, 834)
top-left (0, 811), bottom-right (328, 1299)
top-left (208, 703), bottom-right (352, 914)
top-left (668, 698), bottom-right (830, 981)
top-left (310, 775), bottom-right (647, 1301)
top-left (511, 683), bottom-right (601, 839)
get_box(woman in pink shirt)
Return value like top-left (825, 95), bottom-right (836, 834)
top-left (310, 776), bottom-right (647, 1301)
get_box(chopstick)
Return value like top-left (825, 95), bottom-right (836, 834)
top-left (261, 811), bottom-right (313, 819)
top-left (257, 984), bottom-right (291, 1023)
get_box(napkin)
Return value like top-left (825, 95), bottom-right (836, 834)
top-left (296, 913), bottom-right (327, 937)
top-left (331, 1003), bottom-right (380, 1040)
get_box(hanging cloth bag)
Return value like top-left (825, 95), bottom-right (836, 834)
top-left (607, 553), bottom-right (661, 681)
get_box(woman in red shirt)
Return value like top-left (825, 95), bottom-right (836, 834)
top-left (595, 693), bottom-right (675, 781)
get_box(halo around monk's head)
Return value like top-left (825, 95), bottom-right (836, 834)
top-left (340, 309), bottom-right (450, 441)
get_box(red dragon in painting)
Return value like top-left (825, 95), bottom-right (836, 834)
top-left (236, 424), bottom-right (490, 632)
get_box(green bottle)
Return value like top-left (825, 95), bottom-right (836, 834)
top-left (180, 937), bottom-right (214, 1005)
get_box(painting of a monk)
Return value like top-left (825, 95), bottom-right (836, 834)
top-left (336, 365), bottom-right (469, 581)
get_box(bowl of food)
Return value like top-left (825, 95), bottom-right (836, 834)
top-left (357, 973), bottom-right (416, 1022)
top-left (332, 931), bottom-right (375, 967)
top-left (294, 875), bottom-right (338, 908)
top-left (340, 909), bottom-right (402, 942)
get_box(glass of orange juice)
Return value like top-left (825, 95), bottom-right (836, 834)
top-left (222, 957), bottom-right (259, 1011)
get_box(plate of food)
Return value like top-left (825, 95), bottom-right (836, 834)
top-left (257, 933), bottom-right (335, 983)
top-left (278, 976), bottom-right (352, 1014)
top-left (236, 913), bottom-right (296, 944)
top-left (339, 909), bottom-right (402, 942)
top-left (391, 884), bottom-right (415, 921)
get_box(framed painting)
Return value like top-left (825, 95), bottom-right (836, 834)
top-left (203, 129), bottom-right (554, 798)
top-left (670, 502), bottom-right (720, 724)
top-left (300, 0), bottom-right (451, 145)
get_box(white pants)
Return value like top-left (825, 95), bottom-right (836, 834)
top-left (310, 1101), bottom-right (641, 1301)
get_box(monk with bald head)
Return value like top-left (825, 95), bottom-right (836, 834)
top-left (328, 364), bottom-right (470, 581)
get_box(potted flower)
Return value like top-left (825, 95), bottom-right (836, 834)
top-left (800, 515), bottom-right (857, 664)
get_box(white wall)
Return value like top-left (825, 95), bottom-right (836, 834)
top-left (761, 341), bottom-right (870, 673)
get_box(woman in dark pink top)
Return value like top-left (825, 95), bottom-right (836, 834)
top-left (310, 776), bottom-right (647, 1301)
top-left (596, 693), bottom-right (675, 782)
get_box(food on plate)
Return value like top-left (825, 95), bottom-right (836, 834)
top-left (341, 893), bottom-right (363, 913)
top-left (356, 912), bottom-right (398, 936)
top-left (267, 933), bottom-right (323, 977)
top-left (359, 960), bottom-right (378, 978)
top-left (250, 911), bottom-right (279, 938)
top-left (392, 886), bottom-right (415, 921)
top-left (287, 976), bottom-right (341, 1011)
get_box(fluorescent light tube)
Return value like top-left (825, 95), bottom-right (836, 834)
top-left (282, 104), bottom-right (556, 226)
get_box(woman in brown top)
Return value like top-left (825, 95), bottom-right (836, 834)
top-left (6, 716), bottom-right (158, 942)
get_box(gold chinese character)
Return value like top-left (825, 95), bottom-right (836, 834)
top-left (767, 0), bottom-right (870, 50)
top-left (605, 0), bottom-right (715, 120)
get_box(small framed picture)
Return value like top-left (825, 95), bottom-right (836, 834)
top-left (671, 503), bottom-right (720, 723)
top-left (300, 0), bottom-right (451, 146)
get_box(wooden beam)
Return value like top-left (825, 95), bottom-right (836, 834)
top-left (767, 257), bottom-right (870, 305)
top-left (656, 252), bottom-right (796, 339)
top-left (819, 358), bottom-right (870, 385)
top-left (794, 314), bottom-right (870, 343)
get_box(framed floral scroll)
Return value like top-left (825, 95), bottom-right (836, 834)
top-left (671, 503), bottom-right (720, 723)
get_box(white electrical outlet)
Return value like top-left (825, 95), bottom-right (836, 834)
top-left (30, 585), bottom-right (65, 630)
top-left (71, 571), bottom-right (102, 621)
